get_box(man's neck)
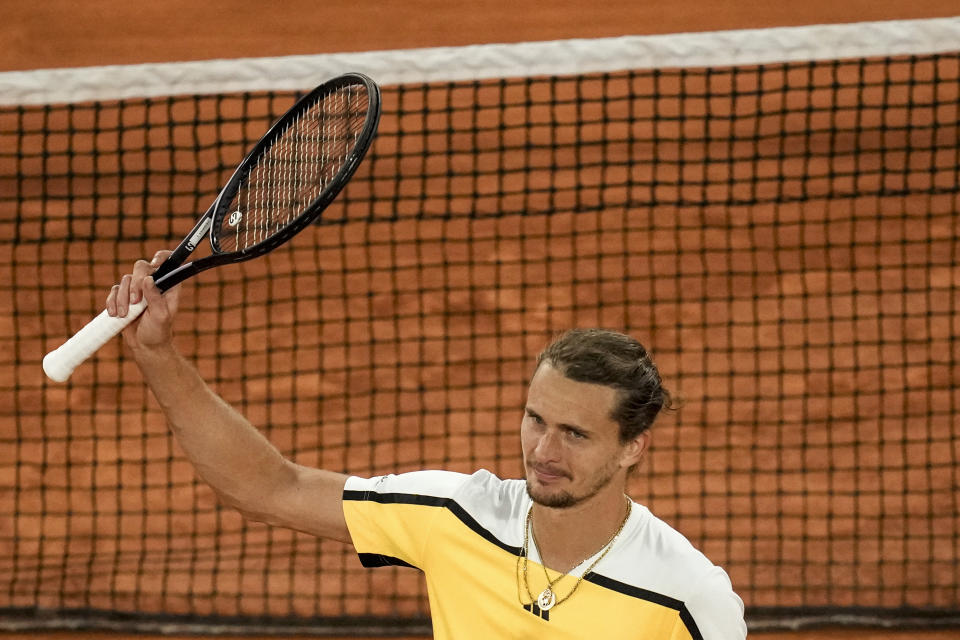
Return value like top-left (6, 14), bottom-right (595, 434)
top-left (530, 485), bottom-right (631, 574)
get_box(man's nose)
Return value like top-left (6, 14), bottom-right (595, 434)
top-left (533, 428), bottom-right (562, 460)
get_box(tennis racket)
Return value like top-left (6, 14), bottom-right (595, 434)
top-left (43, 72), bottom-right (381, 382)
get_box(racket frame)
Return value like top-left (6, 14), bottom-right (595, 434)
top-left (151, 72), bottom-right (381, 292)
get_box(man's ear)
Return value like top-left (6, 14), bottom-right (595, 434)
top-left (620, 430), bottom-right (652, 470)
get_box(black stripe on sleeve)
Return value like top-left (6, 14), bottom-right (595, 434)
top-left (679, 607), bottom-right (705, 640)
top-left (356, 553), bottom-right (419, 569)
top-left (586, 573), bottom-right (704, 640)
top-left (342, 489), bottom-right (523, 557)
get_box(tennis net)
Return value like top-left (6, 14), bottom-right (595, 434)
top-left (1, 16), bottom-right (958, 634)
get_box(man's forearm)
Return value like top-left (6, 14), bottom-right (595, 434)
top-left (131, 343), bottom-right (294, 514)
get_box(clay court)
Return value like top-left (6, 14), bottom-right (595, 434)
top-left (2, 2), bottom-right (959, 639)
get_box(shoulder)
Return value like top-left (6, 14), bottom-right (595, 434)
top-left (600, 504), bottom-right (746, 638)
top-left (346, 469), bottom-right (528, 554)
top-left (621, 505), bottom-right (720, 578)
top-left (345, 469), bottom-right (527, 513)
top-left (344, 469), bottom-right (473, 500)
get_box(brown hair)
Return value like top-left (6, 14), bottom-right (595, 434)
top-left (536, 328), bottom-right (672, 442)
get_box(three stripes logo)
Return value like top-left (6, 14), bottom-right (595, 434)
top-left (522, 602), bottom-right (550, 621)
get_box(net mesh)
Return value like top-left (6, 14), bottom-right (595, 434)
top-left (1, 24), bottom-right (959, 634)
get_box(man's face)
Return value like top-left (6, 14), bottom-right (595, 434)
top-left (521, 362), bottom-right (641, 508)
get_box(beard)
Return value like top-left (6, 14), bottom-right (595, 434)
top-left (525, 458), bottom-right (621, 509)
top-left (526, 482), bottom-right (578, 508)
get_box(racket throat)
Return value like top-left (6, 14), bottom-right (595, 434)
top-left (184, 215), bottom-right (214, 252)
top-left (153, 213), bottom-right (214, 283)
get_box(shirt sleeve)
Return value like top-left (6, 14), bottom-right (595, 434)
top-left (684, 566), bottom-right (747, 640)
top-left (341, 470), bottom-right (470, 570)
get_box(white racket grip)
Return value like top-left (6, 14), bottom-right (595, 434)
top-left (43, 298), bottom-right (149, 382)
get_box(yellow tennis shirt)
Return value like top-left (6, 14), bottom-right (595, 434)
top-left (342, 469), bottom-right (746, 639)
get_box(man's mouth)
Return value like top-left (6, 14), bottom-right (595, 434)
top-left (529, 463), bottom-right (568, 483)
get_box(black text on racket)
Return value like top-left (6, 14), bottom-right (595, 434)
top-left (43, 73), bottom-right (381, 382)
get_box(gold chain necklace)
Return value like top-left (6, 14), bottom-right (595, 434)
top-left (516, 495), bottom-right (632, 612)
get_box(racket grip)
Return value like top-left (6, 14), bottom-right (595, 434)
top-left (42, 298), bottom-right (149, 382)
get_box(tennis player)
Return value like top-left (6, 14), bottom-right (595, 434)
top-left (108, 252), bottom-right (747, 639)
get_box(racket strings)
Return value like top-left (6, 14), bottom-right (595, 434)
top-left (217, 84), bottom-right (369, 252)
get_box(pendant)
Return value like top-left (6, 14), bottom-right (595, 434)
top-left (537, 587), bottom-right (557, 611)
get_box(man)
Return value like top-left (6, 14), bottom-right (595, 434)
top-left (107, 251), bottom-right (746, 639)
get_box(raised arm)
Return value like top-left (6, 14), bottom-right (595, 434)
top-left (108, 251), bottom-right (351, 543)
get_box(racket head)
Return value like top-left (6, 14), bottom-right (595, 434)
top-left (208, 73), bottom-right (381, 259)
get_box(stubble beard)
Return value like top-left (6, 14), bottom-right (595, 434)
top-left (525, 459), bottom-right (621, 509)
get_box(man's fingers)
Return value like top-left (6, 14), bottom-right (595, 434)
top-left (130, 253), bottom-right (166, 303)
top-left (116, 274), bottom-right (133, 317)
top-left (143, 275), bottom-right (181, 320)
top-left (106, 284), bottom-right (120, 317)
top-left (132, 258), bottom-right (154, 279)
top-left (109, 250), bottom-right (176, 318)
top-left (142, 276), bottom-right (163, 307)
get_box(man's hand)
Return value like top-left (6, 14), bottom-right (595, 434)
top-left (105, 250), bottom-right (181, 351)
